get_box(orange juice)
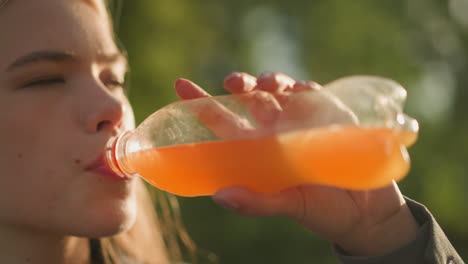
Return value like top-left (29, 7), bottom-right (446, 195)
top-left (125, 126), bottom-right (414, 197)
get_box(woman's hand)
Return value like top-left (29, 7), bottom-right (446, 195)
top-left (174, 72), bottom-right (420, 257)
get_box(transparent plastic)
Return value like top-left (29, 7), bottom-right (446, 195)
top-left (106, 75), bottom-right (419, 197)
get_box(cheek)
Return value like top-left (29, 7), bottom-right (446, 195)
top-left (0, 98), bottom-right (76, 228)
top-left (0, 135), bottom-right (69, 225)
top-left (0, 99), bottom-right (72, 183)
top-left (0, 154), bottom-right (71, 231)
top-left (0, 94), bottom-right (138, 236)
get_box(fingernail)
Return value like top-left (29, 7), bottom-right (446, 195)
top-left (224, 72), bottom-right (242, 82)
top-left (174, 78), bottom-right (209, 99)
top-left (213, 196), bottom-right (239, 211)
top-left (224, 72), bottom-right (243, 89)
top-left (224, 72), bottom-right (257, 93)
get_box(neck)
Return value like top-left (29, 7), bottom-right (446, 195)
top-left (0, 223), bottom-right (90, 264)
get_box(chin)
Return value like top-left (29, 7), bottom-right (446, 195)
top-left (72, 196), bottom-right (138, 238)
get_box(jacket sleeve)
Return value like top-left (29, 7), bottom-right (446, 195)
top-left (333, 197), bottom-right (464, 264)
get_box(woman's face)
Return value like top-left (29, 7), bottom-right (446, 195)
top-left (0, 0), bottom-right (138, 237)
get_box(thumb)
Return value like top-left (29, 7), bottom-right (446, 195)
top-left (212, 186), bottom-right (304, 219)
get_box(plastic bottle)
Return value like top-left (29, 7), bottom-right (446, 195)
top-left (106, 75), bottom-right (419, 197)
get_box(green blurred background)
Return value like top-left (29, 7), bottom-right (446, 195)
top-left (115, 0), bottom-right (468, 262)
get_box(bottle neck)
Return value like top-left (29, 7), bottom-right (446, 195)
top-left (106, 131), bottom-right (136, 176)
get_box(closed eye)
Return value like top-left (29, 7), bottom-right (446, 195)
top-left (22, 76), bottom-right (65, 88)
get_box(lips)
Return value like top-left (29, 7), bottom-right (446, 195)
top-left (85, 153), bottom-right (132, 181)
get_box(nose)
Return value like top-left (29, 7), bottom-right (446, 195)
top-left (81, 82), bottom-right (124, 135)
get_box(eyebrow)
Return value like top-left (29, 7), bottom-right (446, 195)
top-left (6, 50), bottom-right (127, 72)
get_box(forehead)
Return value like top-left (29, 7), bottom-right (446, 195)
top-left (0, 0), bottom-right (117, 68)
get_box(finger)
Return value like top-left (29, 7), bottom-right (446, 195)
top-left (238, 91), bottom-right (283, 129)
top-left (256, 72), bottom-right (295, 93)
top-left (174, 78), bottom-right (255, 139)
top-left (274, 81), bottom-right (321, 106)
top-left (290, 80), bottom-right (322, 93)
top-left (224, 72), bottom-right (257, 94)
top-left (175, 78), bottom-right (210, 99)
top-left (212, 186), bottom-right (303, 218)
top-left (223, 73), bottom-right (283, 129)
